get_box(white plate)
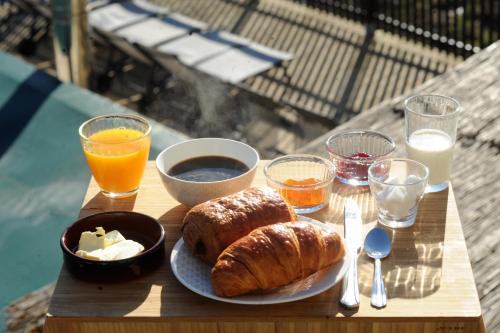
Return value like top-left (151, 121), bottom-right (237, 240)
top-left (170, 217), bottom-right (350, 304)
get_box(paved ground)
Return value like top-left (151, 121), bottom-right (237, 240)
top-left (299, 42), bottom-right (500, 333)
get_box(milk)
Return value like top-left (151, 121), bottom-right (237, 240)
top-left (406, 129), bottom-right (454, 185)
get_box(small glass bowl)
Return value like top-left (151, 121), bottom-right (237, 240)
top-left (264, 154), bottom-right (336, 214)
top-left (326, 129), bottom-right (396, 186)
top-left (368, 158), bottom-right (429, 228)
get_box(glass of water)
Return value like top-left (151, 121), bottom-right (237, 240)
top-left (369, 159), bottom-right (429, 228)
top-left (404, 95), bottom-right (461, 193)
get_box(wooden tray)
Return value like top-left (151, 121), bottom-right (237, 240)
top-left (45, 161), bottom-right (485, 333)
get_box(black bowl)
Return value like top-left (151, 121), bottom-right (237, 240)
top-left (60, 211), bottom-right (165, 282)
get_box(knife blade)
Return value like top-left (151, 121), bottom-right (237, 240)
top-left (340, 198), bottom-right (362, 308)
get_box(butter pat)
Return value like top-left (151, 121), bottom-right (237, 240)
top-left (76, 240), bottom-right (144, 261)
top-left (78, 227), bottom-right (106, 252)
top-left (105, 230), bottom-right (126, 247)
top-left (76, 227), bottom-right (144, 261)
top-left (102, 239), bottom-right (144, 260)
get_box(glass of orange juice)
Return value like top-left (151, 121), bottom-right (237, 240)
top-left (79, 114), bottom-right (151, 198)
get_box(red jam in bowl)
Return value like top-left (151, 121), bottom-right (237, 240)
top-left (336, 152), bottom-right (373, 182)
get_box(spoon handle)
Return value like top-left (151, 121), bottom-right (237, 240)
top-left (340, 252), bottom-right (360, 308)
top-left (371, 258), bottom-right (387, 308)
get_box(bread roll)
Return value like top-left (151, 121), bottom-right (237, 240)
top-left (182, 187), bottom-right (296, 263)
top-left (211, 222), bottom-right (344, 297)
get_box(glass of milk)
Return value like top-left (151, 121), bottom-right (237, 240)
top-left (404, 95), bottom-right (461, 192)
top-left (368, 159), bottom-right (429, 228)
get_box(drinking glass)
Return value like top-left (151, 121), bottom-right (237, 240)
top-left (404, 95), bottom-right (461, 192)
top-left (79, 114), bottom-right (151, 198)
top-left (368, 159), bottom-right (429, 228)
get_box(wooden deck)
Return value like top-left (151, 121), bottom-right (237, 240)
top-left (153, 0), bottom-right (460, 123)
top-left (299, 41), bottom-right (500, 333)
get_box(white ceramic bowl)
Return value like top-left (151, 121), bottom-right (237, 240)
top-left (156, 138), bottom-right (260, 207)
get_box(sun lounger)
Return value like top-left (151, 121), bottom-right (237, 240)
top-left (156, 30), bottom-right (250, 66)
top-left (115, 13), bottom-right (207, 48)
top-left (194, 42), bottom-right (293, 84)
top-left (89, 4), bottom-right (292, 111)
top-left (89, 0), bottom-right (169, 32)
top-left (91, 27), bottom-right (170, 105)
top-left (94, 27), bottom-right (155, 66)
top-left (135, 29), bottom-right (293, 118)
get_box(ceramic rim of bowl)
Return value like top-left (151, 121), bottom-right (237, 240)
top-left (60, 211), bottom-right (165, 264)
top-left (156, 138), bottom-right (260, 185)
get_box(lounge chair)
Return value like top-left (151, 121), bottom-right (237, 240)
top-left (88, 2), bottom-right (293, 114)
top-left (115, 13), bottom-right (207, 48)
top-left (89, 6), bottom-right (206, 106)
top-left (156, 30), bottom-right (250, 66)
top-left (193, 41), bottom-right (293, 84)
top-left (88, 0), bottom-right (169, 95)
top-left (91, 27), bottom-right (166, 104)
top-left (136, 30), bottom-right (293, 121)
top-left (88, 0), bottom-right (169, 32)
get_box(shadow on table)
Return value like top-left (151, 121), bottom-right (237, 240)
top-left (79, 192), bottom-right (138, 217)
top-left (359, 189), bottom-right (448, 300)
top-left (49, 263), bottom-right (155, 317)
top-left (310, 179), bottom-right (376, 227)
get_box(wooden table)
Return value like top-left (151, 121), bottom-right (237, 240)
top-left (45, 161), bottom-right (485, 333)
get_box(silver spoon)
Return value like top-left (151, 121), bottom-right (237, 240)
top-left (364, 227), bottom-right (391, 308)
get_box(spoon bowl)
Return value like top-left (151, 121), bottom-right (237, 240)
top-left (364, 227), bottom-right (391, 308)
top-left (364, 228), bottom-right (391, 260)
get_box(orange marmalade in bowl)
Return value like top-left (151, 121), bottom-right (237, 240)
top-left (280, 178), bottom-right (326, 208)
top-left (264, 155), bottom-right (335, 214)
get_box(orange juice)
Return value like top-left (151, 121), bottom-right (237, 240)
top-left (83, 128), bottom-right (150, 195)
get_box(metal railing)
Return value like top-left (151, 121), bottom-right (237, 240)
top-left (295, 0), bottom-right (500, 57)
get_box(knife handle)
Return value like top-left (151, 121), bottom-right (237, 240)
top-left (340, 252), bottom-right (360, 308)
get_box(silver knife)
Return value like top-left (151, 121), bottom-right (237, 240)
top-left (340, 198), bottom-right (363, 308)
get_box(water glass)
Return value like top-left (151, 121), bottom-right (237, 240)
top-left (368, 159), bottom-right (429, 228)
top-left (404, 95), bottom-right (461, 192)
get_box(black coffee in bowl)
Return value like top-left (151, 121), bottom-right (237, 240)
top-left (168, 156), bottom-right (249, 182)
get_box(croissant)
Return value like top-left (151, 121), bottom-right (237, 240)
top-left (182, 187), bottom-right (297, 263)
top-left (211, 222), bottom-right (345, 297)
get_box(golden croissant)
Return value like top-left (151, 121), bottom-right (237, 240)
top-left (211, 222), bottom-right (345, 297)
top-left (182, 187), bottom-right (297, 263)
